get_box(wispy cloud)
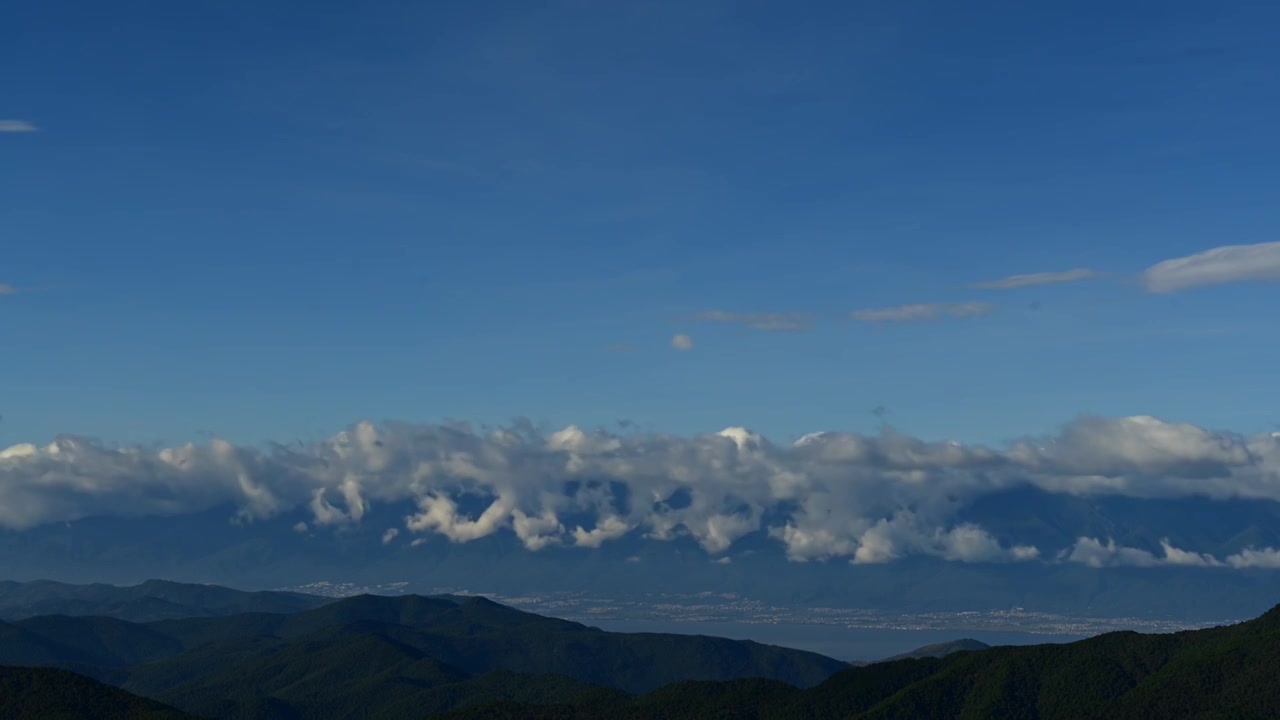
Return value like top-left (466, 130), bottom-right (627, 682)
top-left (969, 268), bottom-right (1099, 289)
top-left (1142, 241), bottom-right (1280, 293)
top-left (0, 284), bottom-right (18, 295)
top-left (850, 302), bottom-right (994, 323)
top-left (692, 310), bottom-right (813, 331)
top-left (0, 120), bottom-right (37, 133)
top-left (671, 333), bottom-right (694, 350)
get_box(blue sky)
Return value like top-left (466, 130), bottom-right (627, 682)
top-left (2, 0), bottom-right (1279, 449)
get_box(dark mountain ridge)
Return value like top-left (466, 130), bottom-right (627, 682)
top-left (0, 592), bottom-right (849, 719)
top-left (0, 578), bottom-right (330, 622)
top-left (436, 601), bottom-right (1280, 720)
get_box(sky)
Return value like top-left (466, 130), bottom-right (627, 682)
top-left (3, 0), bottom-right (1280, 451)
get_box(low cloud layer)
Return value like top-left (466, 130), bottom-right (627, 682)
top-left (1065, 537), bottom-right (1280, 570)
top-left (969, 268), bottom-right (1099, 289)
top-left (850, 302), bottom-right (994, 323)
top-left (692, 311), bottom-right (813, 331)
top-left (1142, 241), bottom-right (1280, 293)
top-left (2, 416), bottom-right (1279, 567)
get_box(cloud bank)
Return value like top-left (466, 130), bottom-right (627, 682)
top-left (850, 302), bottom-right (994, 323)
top-left (1142, 241), bottom-right (1280, 293)
top-left (969, 268), bottom-right (1099, 289)
top-left (2, 417), bottom-right (1280, 567)
top-left (1064, 537), bottom-right (1280, 570)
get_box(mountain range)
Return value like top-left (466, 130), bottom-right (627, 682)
top-left (0, 584), bottom-right (847, 719)
top-left (1, 581), bottom-right (1278, 719)
top-left (4, 488), bottom-right (1280, 619)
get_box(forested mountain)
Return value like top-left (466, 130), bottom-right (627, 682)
top-left (434, 603), bottom-right (1280, 720)
top-left (5, 586), bottom-right (1277, 719)
top-left (0, 593), bottom-right (846, 719)
top-left (0, 666), bottom-right (203, 719)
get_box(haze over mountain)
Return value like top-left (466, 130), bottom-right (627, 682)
top-left (0, 579), bottom-right (330, 622)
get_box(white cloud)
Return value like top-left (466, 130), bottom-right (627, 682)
top-left (1065, 537), bottom-right (1225, 568)
top-left (572, 516), bottom-right (631, 548)
top-left (1225, 547), bottom-right (1280, 569)
top-left (0, 120), bottom-right (37, 133)
top-left (713, 556), bottom-right (732, 564)
top-left (849, 514), bottom-right (1037, 565)
top-left (1142, 241), bottom-right (1280, 293)
top-left (671, 333), bottom-right (694, 350)
top-left (1064, 537), bottom-right (1160, 568)
top-left (692, 311), bottom-right (813, 331)
top-left (381, 528), bottom-right (400, 544)
top-left (968, 268), bottom-right (1099, 289)
top-left (850, 302), bottom-right (993, 323)
top-left (2, 415), bottom-right (1279, 567)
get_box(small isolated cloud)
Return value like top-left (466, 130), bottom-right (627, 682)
top-left (850, 302), bottom-right (993, 323)
top-left (0, 284), bottom-right (18, 295)
top-left (381, 527), bottom-right (400, 544)
top-left (625, 555), bottom-right (641, 564)
top-left (969, 268), bottom-right (1099, 289)
top-left (713, 556), bottom-right (732, 564)
top-left (0, 120), bottom-right (37, 133)
top-left (692, 311), bottom-right (814, 331)
top-left (1142, 241), bottom-right (1280, 293)
top-left (292, 522), bottom-right (309, 533)
top-left (671, 333), bottom-right (694, 350)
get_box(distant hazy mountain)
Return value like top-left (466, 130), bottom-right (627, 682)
top-left (0, 593), bottom-right (847, 719)
top-left (431, 603), bottom-right (1280, 720)
top-left (0, 666), bottom-right (202, 719)
top-left (877, 638), bottom-right (989, 662)
top-left (2, 494), bottom-right (1278, 619)
top-left (849, 638), bottom-right (990, 666)
top-left (0, 579), bottom-right (331, 622)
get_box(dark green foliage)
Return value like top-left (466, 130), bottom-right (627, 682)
top-left (430, 603), bottom-right (1280, 720)
top-left (12, 592), bottom-right (1279, 720)
top-left (0, 665), bottom-right (203, 719)
top-left (0, 593), bottom-right (845, 719)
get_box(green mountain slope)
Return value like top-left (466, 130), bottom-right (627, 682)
top-left (0, 666), bottom-right (204, 720)
top-left (433, 603), bottom-right (1280, 720)
top-left (0, 593), bottom-right (847, 719)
